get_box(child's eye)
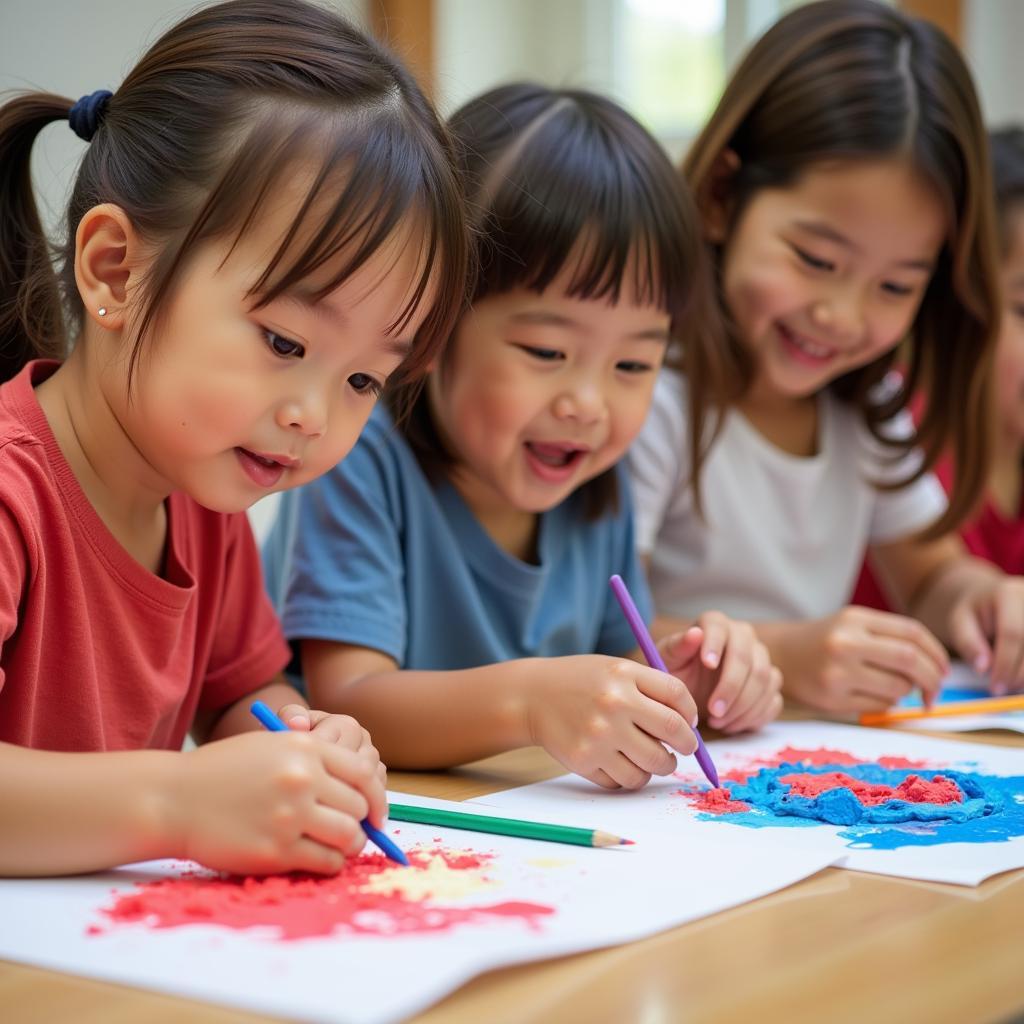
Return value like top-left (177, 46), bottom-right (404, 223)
top-left (793, 246), bottom-right (834, 272)
top-left (1011, 303), bottom-right (1024, 321)
top-left (263, 329), bottom-right (305, 359)
top-left (348, 372), bottom-right (383, 397)
top-left (616, 360), bottom-right (653, 374)
top-left (515, 343), bottom-right (564, 362)
top-left (881, 281), bottom-right (915, 297)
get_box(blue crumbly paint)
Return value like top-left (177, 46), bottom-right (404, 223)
top-left (697, 762), bottom-right (1024, 850)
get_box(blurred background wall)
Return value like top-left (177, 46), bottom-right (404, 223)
top-left (3, 0), bottom-right (1021, 242)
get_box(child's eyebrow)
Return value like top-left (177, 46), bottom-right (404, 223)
top-left (509, 310), bottom-right (670, 342)
top-left (792, 219), bottom-right (934, 271)
top-left (276, 291), bottom-right (414, 357)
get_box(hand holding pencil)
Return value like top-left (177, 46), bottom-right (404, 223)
top-left (520, 650), bottom-right (704, 791)
top-left (173, 725), bottom-right (389, 875)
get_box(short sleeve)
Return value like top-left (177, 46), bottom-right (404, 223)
top-left (199, 514), bottom-right (291, 712)
top-left (628, 370), bottom-right (689, 555)
top-left (863, 409), bottom-right (948, 544)
top-left (275, 435), bottom-right (408, 664)
top-left (595, 469), bottom-right (656, 656)
top-left (0, 503), bottom-right (29, 689)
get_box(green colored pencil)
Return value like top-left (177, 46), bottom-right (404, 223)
top-left (387, 802), bottom-right (633, 848)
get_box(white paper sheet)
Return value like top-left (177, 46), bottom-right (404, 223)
top-left (893, 663), bottom-right (1024, 734)
top-left (0, 792), bottom-right (836, 1024)
top-left (471, 722), bottom-right (1024, 886)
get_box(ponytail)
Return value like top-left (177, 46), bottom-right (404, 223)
top-left (0, 92), bottom-right (75, 382)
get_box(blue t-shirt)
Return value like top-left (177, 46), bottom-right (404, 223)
top-left (261, 406), bottom-right (652, 671)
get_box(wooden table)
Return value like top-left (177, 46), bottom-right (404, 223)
top-left (4, 729), bottom-right (1023, 1024)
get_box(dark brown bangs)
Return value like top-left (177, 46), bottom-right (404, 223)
top-left (130, 101), bottom-right (463, 390)
top-left (462, 87), bottom-right (697, 328)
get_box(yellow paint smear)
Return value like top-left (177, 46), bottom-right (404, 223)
top-left (359, 850), bottom-right (500, 902)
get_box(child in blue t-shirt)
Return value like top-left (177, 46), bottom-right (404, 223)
top-left (263, 84), bottom-right (782, 790)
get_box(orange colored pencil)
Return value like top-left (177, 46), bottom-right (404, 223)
top-left (860, 693), bottom-right (1024, 726)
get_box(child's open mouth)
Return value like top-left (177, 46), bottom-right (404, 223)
top-left (524, 441), bottom-right (588, 482)
top-left (235, 447), bottom-right (288, 488)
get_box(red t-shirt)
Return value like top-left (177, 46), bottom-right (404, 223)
top-left (0, 361), bottom-right (291, 751)
top-left (852, 456), bottom-right (1024, 608)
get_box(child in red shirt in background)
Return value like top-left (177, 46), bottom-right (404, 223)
top-left (854, 128), bottom-right (1024, 679)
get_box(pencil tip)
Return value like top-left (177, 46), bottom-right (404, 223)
top-left (620, 838), bottom-right (635, 845)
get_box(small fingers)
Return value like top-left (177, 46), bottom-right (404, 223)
top-left (862, 635), bottom-right (943, 698)
top-left (870, 613), bottom-right (949, 675)
top-left (307, 712), bottom-right (367, 749)
top-left (287, 837), bottom-right (347, 876)
top-left (279, 703), bottom-right (311, 731)
top-left (317, 774), bottom-right (371, 822)
top-left (712, 643), bottom-right (772, 731)
top-left (989, 585), bottom-right (1024, 694)
top-left (599, 752), bottom-right (653, 791)
top-left (633, 665), bottom-right (698, 728)
top-left (321, 747), bottom-right (387, 825)
top-left (620, 728), bottom-right (678, 776)
top-left (583, 768), bottom-right (623, 791)
top-left (697, 613), bottom-right (728, 670)
top-left (305, 806), bottom-right (367, 858)
top-left (632, 697), bottom-right (697, 758)
top-left (721, 673), bottom-right (784, 734)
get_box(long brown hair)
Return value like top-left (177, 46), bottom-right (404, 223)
top-left (0, 0), bottom-right (468, 398)
top-left (684, 0), bottom-right (1000, 537)
top-left (392, 82), bottom-right (725, 518)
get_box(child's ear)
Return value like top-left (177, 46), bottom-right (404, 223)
top-left (699, 149), bottom-right (741, 245)
top-left (73, 203), bottom-right (145, 331)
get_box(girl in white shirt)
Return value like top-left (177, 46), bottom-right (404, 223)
top-left (631, 0), bottom-right (1024, 713)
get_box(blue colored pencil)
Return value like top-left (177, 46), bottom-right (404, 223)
top-left (250, 700), bottom-right (409, 866)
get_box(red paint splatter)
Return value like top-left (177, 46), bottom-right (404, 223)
top-left (877, 755), bottom-right (929, 769)
top-left (764, 746), bottom-right (861, 767)
top-left (92, 846), bottom-right (554, 941)
top-left (675, 787), bottom-right (751, 815)
top-left (780, 772), bottom-right (962, 806)
top-left (692, 787), bottom-right (752, 814)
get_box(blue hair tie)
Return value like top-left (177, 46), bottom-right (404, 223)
top-left (68, 89), bottom-right (112, 142)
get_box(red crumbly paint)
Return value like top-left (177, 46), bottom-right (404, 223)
top-left (93, 846), bottom-right (554, 941)
top-left (877, 755), bottom-right (930, 769)
top-left (780, 772), bottom-right (963, 806)
top-left (765, 746), bottom-right (861, 767)
top-left (680, 787), bottom-right (751, 815)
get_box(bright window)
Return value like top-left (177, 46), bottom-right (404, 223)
top-left (619, 0), bottom-right (726, 139)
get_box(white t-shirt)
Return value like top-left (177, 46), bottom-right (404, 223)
top-left (629, 370), bottom-right (948, 622)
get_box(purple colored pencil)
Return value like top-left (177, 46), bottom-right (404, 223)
top-left (609, 575), bottom-right (720, 788)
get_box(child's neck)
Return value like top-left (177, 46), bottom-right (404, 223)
top-left (449, 470), bottom-right (541, 564)
top-left (736, 381), bottom-right (820, 457)
top-left (989, 433), bottom-right (1024, 519)
top-left (35, 344), bottom-right (170, 575)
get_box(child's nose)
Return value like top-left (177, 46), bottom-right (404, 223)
top-left (811, 288), bottom-right (865, 344)
top-left (553, 380), bottom-right (606, 424)
top-left (276, 393), bottom-right (327, 439)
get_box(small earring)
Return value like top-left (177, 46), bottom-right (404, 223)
top-left (97, 307), bottom-right (107, 317)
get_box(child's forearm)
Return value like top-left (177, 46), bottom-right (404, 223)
top-left (309, 662), bottom-right (542, 769)
top-left (751, 620), bottom-right (807, 692)
top-left (206, 677), bottom-right (307, 742)
top-left (0, 743), bottom-right (183, 876)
